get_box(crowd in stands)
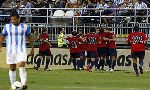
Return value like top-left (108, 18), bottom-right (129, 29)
top-left (0, 0), bottom-right (150, 24)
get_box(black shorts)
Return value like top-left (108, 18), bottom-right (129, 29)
top-left (39, 50), bottom-right (51, 56)
top-left (131, 51), bottom-right (145, 60)
top-left (98, 47), bottom-right (107, 57)
top-left (108, 48), bottom-right (117, 56)
top-left (80, 51), bottom-right (85, 57)
top-left (87, 51), bottom-right (97, 58)
top-left (70, 52), bottom-right (81, 58)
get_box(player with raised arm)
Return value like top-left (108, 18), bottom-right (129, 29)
top-left (108, 30), bottom-right (117, 71)
top-left (86, 27), bottom-right (100, 72)
top-left (35, 27), bottom-right (52, 71)
top-left (66, 31), bottom-right (82, 70)
top-left (0, 10), bottom-right (34, 90)
top-left (127, 25), bottom-right (147, 77)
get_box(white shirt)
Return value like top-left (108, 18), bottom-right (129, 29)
top-left (134, 2), bottom-right (147, 9)
top-left (2, 23), bottom-right (31, 54)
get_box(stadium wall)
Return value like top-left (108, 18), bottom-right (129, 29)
top-left (0, 48), bottom-right (150, 71)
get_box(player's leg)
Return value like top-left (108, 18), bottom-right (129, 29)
top-left (106, 48), bottom-right (111, 70)
top-left (36, 51), bottom-right (43, 70)
top-left (18, 61), bottom-right (27, 90)
top-left (79, 51), bottom-right (85, 70)
top-left (88, 51), bottom-right (97, 72)
top-left (131, 52), bottom-right (139, 76)
top-left (6, 54), bottom-right (17, 90)
top-left (44, 51), bottom-right (51, 71)
top-left (138, 51), bottom-right (145, 74)
top-left (110, 48), bottom-right (117, 71)
top-left (16, 52), bottom-right (28, 89)
top-left (9, 64), bottom-right (17, 85)
top-left (70, 53), bottom-right (77, 70)
top-left (99, 48), bottom-right (106, 71)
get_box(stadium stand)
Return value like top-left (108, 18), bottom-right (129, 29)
top-left (0, 0), bottom-right (150, 48)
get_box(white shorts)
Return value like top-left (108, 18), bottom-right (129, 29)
top-left (6, 52), bottom-right (27, 64)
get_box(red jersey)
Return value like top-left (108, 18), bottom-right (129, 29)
top-left (100, 32), bottom-right (107, 47)
top-left (80, 34), bottom-right (87, 51)
top-left (66, 36), bottom-right (82, 53)
top-left (127, 32), bottom-right (147, 52)
top-left (108, 32), bottom-right (116, 48)
top-left (86, 33), bottom-right (100, 51)
top-left (39, 33), bottom-right (51, 51)
top-left (96, 34), bottom-right (101, 48)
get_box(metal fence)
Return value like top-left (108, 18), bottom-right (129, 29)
top-left (0, 8), bottom-right (150, 45)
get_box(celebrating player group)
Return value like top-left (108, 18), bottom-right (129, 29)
top-left (66, 27), bottom-right (117, 72)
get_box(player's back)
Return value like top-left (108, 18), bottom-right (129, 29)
top-left (66, 36), bottom-right (82, 53)
top-left (127, 32), bottom-right (147, 52)
top-left (2, 23), bottom-right (30, 53)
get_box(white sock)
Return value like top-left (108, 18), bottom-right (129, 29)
top-left (9, 70), bottom-right (16, 85)
top-left (19, 67), bottom-right (27, 85)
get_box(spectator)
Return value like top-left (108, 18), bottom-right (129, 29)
top-left (134, 0), bottom-right (148, 23)
top-left (58, 28), bottom-right (68, 47)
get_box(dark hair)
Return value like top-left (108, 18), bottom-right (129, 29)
top-left (133, 26), bottom-right (139, 32)
top-left (72, 31), bottom-right (77, 36)
top-left (9, 10), bottom-right (20, 19)
top-left (90, 27), bottom-right (95, 33)
top-left (42, 27), bottom-right (47, 33)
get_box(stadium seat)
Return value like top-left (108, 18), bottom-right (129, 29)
top-left (70, 0), bottom-right (77, 4)
top-left (65, 10), bottom-right (74, 18)
top-left (53, 10), bottom-right (65, 18)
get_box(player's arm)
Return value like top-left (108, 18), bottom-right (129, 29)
top-left (27, 35), bottom-right (34, 55)
top-left (126, 34), bottom-right (132, 45)
top-left (0, 35), bottom-right (5, 52)
top-left (26, 26), bottom-right (34, 55)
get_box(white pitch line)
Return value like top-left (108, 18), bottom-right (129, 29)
top-left (46, 86), bottom-right (148, 90)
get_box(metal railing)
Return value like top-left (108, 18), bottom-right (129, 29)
top-left (0, 8), bottom-right (150, 44)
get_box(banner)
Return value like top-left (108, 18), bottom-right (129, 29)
top-left (0, 48), bottom-right (150, 70)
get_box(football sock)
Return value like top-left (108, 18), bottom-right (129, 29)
top-left (80, 59), bottom-right (84, 68)
top-left (37, 58), bottom-right (41, 68)
top-left (106, 59), bottom-right (111, 69)
top-left (95, 59), bottom-right (99, 68)
top-left (139, 60), bottom-right (144, 67)
top-left (133, 63), bottom-right (138, 73)
top-left (9, 70), bottom-right (16, 85)
top-left (90, 61), bottom-right (95, 68)
top-left (77, 60), bottom-right (80, 69)
top-left (100, 59), bottom-right (105, 70)
top-left (45, 59), bottom-right (50, 69)
top-left (19, 67), bottom-right (27, 85)
top-left (112, 60), bottom-right (116, 69)
top-left (72, 59), bottom-right (76, 69)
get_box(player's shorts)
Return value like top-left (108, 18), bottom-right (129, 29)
top-left (6, 52), bottom-right (27, 64)
top-left (87, 51), bottom-right (97, 58)
top-left (108, 48), bottom-right (117, 56)
top-left (131, 51), bottom-right (145, 60)
top-left (80, 51), bottom-right (85, 57)
top-left (70, 52), bottom-right (81, 58)
top-left (98, 47), bottom-right (106, 57)
top-left (39, 50), bottom-right (51, 56)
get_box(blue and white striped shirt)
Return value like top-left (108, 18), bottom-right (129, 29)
top-left (2, 23), bottom-right (31, 54)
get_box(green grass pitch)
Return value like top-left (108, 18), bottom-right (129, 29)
top-left (0, 68), bottom-right (150, 90)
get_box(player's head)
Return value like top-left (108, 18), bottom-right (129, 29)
top-left (60, 27), bottom-right (65, 33)
top-left (42, 27), bottom-right (47, 33)
top-left (95, 27), bottom-right (100, 34)
top-left (9, 10), bottom-right (20, 26)
top-left (90, 27), bottom-right (95, 33)
top-left (133, 26), bottom-right (139, 32)
top-left (78, 28), bottom-right (83, 35)
top-left (99, 27), bottom-right (104, 34)
top-left (72, 30), bottom-right (77, 36)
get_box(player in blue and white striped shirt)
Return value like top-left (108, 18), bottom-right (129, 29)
top-left (0, 10), bottom-right (34, 90)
